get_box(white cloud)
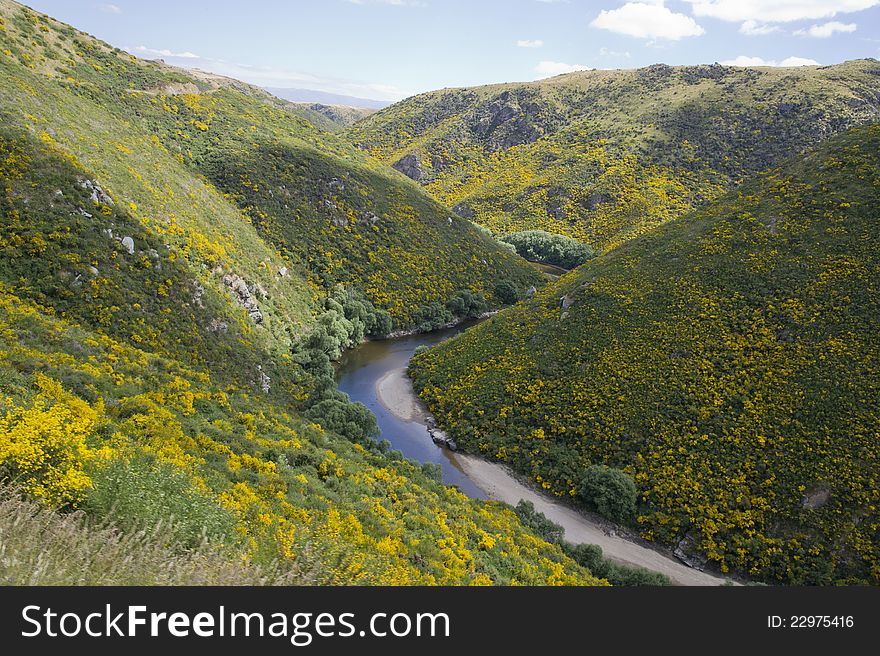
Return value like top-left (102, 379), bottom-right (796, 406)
top-left (131, 46), bottom-right (200, 59)
top-left (590, 2), bottom-right (705, 40)
top-left (599, 46), bottom-right (631, 58)
top-left (517, 39), bottom-right (544, 48)
top-left (739, 20), bottom-right (781, 35)
top-left (683, 1), bottom-right (878, 23)
top-left (98, 3), bottom-right (122, 13)
top-left (794, 21), bottom-right (858, 37)
top-left (535, 60), bottom-right (592, 76)
top-left (720, 55), bottom-right (820, 66)
top-left (126, 46), bottom-right (410, 101)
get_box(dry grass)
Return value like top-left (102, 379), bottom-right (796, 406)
top-left (0, 488), bottom-right (312, 585)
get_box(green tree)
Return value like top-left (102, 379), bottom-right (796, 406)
top-left (578, 465), bottom-right (638, 523)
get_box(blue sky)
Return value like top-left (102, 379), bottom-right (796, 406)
top-left (21, 1), bottom-right (880, 101)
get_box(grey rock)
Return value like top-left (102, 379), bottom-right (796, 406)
top-left (79, 179), bottom-right (114, 206)
top-left (801, 488), bottom-right (831, 509)
top-left (674, 532), bottom-right (709, 571)
top-left (222, 273), bottom-right (264, 324)
top-left (207, 318), bottom-right (229, 334)
top-left (278, 265), bottom-right (288, 277)
top-left (121, 236), bottom-right (135, 255)
top-left (392, 153), bottom-right (424, 181)
top-left (525, 286), bottom-right (537, 297)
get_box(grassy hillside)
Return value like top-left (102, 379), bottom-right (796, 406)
top-left (348, 61), bottom-right (880, 251)
top-left (0, 0), bottom-right (539, 335)
top-left (410, 125), bottom-right (880, 584)
top-left (0, 0), bottom-right (593, 585)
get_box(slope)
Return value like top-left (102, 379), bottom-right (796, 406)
top-left (410, 124), bottom-right (880, 584)
top-left (0, 0), bottom-right (589, 585)
top-left (348, 61), bottom-right (880, 251)
top-left (0, 0), bottom-right (540, 337)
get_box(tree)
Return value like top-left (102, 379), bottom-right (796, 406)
top-left (500, 230), bottom-right (596, 269)
top-left (578, 465), bottom-right (638, 523)
top-left (495, 280), bottom-right (520, 305)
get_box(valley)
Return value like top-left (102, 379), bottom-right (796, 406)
top-left (1, 0), bottom-right (878, 588)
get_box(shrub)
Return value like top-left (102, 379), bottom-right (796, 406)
top-left (578, 465), bottom-right (638, 523)
top-left (494, 280), bottom-right (520, 305)
top-left (85, 454), bottom-right (240, 549)
top-left (514, 500), bottom-right (564, 543)
top-left (412, 302), bottom-right (454, 333)
top-left (445, 290), bottom-right (489, 319)
top-left (304, 397), bottom-right (378, 443)
top-left (562, 542), bottom-right (670, 586)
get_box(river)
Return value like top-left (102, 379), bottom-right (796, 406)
top-left (335, 323), bottom-right (488, 498)
top-left (335, 324), bottom-right (734, 585)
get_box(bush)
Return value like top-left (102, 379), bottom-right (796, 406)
top-left (494, 280), bottom-right (521, 305)
top-left (85, 454), bottom-right (239, 549)
top-left (500, 230), bottom-right (596, 269)
top-left (412, 302), bottom-right (454, 333)
top-left (514, 500), bottom-right (564, 543)
top-left (445, 290), bottom-right (489, 319)
top-left (562, 542), bottom-right (669, 586)
top-left (578, 465), bottom-right (638, 523)
top-left (304, 397), bottom-right (379, 443)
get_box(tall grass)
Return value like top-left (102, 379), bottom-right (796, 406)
top-left (0, 488), bottom-right (314, 585)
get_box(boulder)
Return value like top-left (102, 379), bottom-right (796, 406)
top-left (392, 153), bottom-right (424, 181)
top-left (79, 179), bottom-right (114, 206)
top-left (673, 532), bottom-right (709, 571)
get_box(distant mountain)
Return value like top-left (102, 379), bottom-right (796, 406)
top-left (348, 60), bottom-right (880, 252)
top-left (264, 87), bottom-right (391, 109)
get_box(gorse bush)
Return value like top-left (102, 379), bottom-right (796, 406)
top-left (578, 465), bottom-right (638, 524)
top-left (500, 230), bottom-right (597, 270)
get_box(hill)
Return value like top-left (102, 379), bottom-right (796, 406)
top-left (348, 61), bottom-right (880, 251)
top-left (0, 0), bottom-right (540, 337)
top-left (286, 102), bottom-right (376, 131)
top-left (410, 125), bottom-right (880, 584)
top-left (0, 0), bottom-right (587, 585)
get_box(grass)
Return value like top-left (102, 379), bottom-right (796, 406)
top-left (0, 486), bottom-right (310, 585)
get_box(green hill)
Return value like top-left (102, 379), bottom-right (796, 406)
top-left (0, 0), bottom-right (593, 586)
top-left (0, 0), bottom-right (539, 336)
top-left (348, 61), bottom-right (880, 251)
top-left (410, 125), bottom-right (880, 584)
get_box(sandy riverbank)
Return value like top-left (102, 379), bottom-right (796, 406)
top-left (375, 366), bottom-right (734, 586)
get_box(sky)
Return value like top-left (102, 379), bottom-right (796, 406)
top-left (20, 1), bottom-right (880, 102)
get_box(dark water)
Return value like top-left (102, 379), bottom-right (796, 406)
top-left (335, 324), bottom-right (488, 499)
